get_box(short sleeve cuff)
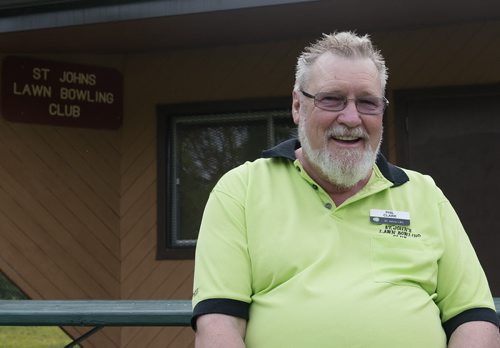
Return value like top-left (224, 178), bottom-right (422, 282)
top-left (191, 298), bottom-right (250, 331)
top-left (443, 307), bottom-right (500, 340)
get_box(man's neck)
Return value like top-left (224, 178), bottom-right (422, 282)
top-left (295, 148), bottom-right (372, 207)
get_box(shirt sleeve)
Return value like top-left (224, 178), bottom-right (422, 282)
top-left (191, 166), bottom-right (253, 328)
top-left (434, 199), bottom-right (499, 336)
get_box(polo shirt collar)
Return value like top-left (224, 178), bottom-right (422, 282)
top-left (261, 138), bottom-right (409, 187)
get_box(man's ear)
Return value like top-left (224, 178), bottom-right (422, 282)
top-left (292, 90), bottom-right (301, 125)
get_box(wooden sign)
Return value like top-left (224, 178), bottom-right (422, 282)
top-left (1, 56), bottom-right (123, 129)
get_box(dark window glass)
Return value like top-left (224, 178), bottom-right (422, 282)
top-left (157, 99), bottom-right (293, 259)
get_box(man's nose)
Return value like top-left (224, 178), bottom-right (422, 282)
top-left (336, 99), bottom-right (362, 127)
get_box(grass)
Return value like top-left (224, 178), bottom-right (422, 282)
top-left (0, 326), bottom-right (77, 348)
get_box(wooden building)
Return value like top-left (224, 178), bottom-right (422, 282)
top-left (0, 0), bottom-right (499, 346)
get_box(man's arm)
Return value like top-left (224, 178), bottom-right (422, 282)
top-left (195, 313), bottom-right (247, 348)
top-left (448, 321), bottom-right (500, 348)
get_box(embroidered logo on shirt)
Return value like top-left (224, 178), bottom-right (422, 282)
top-left (377, 224), bottom-right (421, 239)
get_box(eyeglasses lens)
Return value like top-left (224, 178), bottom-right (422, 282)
top-left (315, 94), bottom-right (385, 115)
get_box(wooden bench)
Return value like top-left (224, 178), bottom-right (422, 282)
top-left (0, 298), bottom-right (498, 347)
top-left (0, 299), bottom-right (191, 347)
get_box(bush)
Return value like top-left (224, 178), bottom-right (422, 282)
top-left (0, 273), bottom-right (27, 300)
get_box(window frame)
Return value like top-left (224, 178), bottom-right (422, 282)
top-left (157, 97), bottom-right (291, 259)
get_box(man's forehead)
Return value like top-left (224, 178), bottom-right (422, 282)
top-left (308, 53), bottom-right (381, 91)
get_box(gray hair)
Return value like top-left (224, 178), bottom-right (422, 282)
top-left (294, 31), bottom-right (388, 92)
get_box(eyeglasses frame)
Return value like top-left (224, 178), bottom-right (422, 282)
top-left (300, 89), bottom-right (389, 115)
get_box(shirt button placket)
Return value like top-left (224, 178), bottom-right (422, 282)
top-left (309, 183), bottom-right (333, 210)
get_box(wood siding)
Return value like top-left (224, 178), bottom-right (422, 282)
top-left (1, 20), bottom-right (500, 347)
top-left (0, 122), bottom-right (121, 345)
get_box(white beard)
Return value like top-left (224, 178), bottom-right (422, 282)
top-left (298, 119), bottom-right (382, 189)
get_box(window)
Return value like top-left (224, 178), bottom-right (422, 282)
top-left (157, 98), bottom-right (294, 259)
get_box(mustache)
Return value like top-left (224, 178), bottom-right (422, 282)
top-left (326, 126), bottom-right (368, 139)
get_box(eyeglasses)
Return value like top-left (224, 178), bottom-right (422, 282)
top-left (300, 90), bottom-right (389, 115)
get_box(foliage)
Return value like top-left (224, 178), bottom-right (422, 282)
top-left (0, 273), bottom-right (27, 300)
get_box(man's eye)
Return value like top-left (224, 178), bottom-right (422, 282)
top-left (358, 98), bottom-right (378, 107)
top-left (319, 95), bottom-right (344, 103)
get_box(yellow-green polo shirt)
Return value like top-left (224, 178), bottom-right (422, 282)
top-left (192, 139), bottom-right (498, 347)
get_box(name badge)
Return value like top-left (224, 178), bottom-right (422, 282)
top-left (370, 209), bottom-right (410, 226)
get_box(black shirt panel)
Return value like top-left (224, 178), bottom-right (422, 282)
top-left (191, 298), bottom-right (250, 331)
top-left (443, 307), bottom-right (500, 340)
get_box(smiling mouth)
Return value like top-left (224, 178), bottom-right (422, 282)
top-left (331, 135), bottom-right (363, 144)
top-left (327, 126), bottom-right (367, 146)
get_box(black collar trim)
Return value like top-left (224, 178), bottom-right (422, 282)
top-left (261, 138), bottom-right (409, 187)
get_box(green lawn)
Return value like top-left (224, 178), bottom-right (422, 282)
top-left (0, 326), bottom-right (77, 348)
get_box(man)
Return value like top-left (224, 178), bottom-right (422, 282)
top-left (191, 32), bottom-right (500, 347)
